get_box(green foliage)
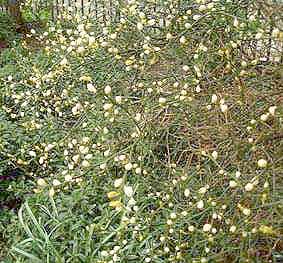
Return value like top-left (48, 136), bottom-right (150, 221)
top-left (0, 0), bottom-right (8, 5)
top-left (22, 8), bottom-right (51, 23)
top-left (1, 1), bottom-right (283, 262)
top-left (0, 12), bottom-right (16, 41)
top-left (21, 1), bottom-right (52, 23)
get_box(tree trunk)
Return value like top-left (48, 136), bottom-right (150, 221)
top-left (7, 0), bottom-right (24, 25)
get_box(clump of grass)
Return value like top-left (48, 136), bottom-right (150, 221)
top-left (1, 0), bottom-right (283, 262)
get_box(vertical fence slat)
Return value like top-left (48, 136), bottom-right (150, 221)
top-left (61, 0), bottom-right (65, 15)
top-left (109, 0), bottom-right (112, 22)
top-left (51, 0), bottom-right (55, 21)
top-left (102, 0), bottom-right (106, 24)
top-left (94, 0), bottom-right (98, 19)
top-left (74, 0), bottom-right (77, 14)
top-left (81, 0), bottom-right (84, 16)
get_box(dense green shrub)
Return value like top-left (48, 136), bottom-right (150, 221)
top-left (0, 0), bottom-right (283, 262)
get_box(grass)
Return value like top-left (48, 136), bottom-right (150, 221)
top-left (0, 0), bottom-right (283, 262)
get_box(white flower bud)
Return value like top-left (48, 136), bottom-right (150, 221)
top-left (81, 160), bottom-right (90, 167)
top-left (220, 104), bottom-right (228, 113)
top-left (211, 94), bottom-right (218, 103)
top-left (49, 187), bottom-right (55, 197)
top-left (229, 180), bottom-right (237, 188)
top-left (182, 65), bottom-right (189, 72)
top-left (137, 22), bottom-right (143, 31)
top-left (257, 159), bottom-right (267, 168)
top-left (159, 97), bottom-right (166, 104)
top-left (87, 83), bottom-right (96, 93)
top-left (180, 36), bottom-right (186, 44)
top-left (197, 200), bottom-right (204, 210)
top-left (203, 223), bottom-right (212, 232)
top-left (114, 178), bottom-right (123, 188)
top-left (260, 113), bottom-right (269, 122)
top-left (243, 208), bottom-right (251, 216)
top-left (212, 151), bottom-right (218, 159)
top-left (37, 178), bottom-right (47, 187)
top-left (52, 179), bottom-right (61, 186)
top-left (29, 151), bottom-right (36, 157)
top-left (229, 225), bottom-right (236, 233)
top-left (124, 185), bottom-right (134, 197)
top-left (244, 183), bottom-right (254, 192)
top-left (104, 85), bottom-right (112, 94)
top-left (184, 188), bottom-right (190, 197)
top-left (268, 106), bottom-right (277, 116)
top-left (125, 162), bottom-right (133, 171)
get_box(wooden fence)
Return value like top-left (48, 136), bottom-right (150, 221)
top-left (0, 0), bottom-right (123, 22)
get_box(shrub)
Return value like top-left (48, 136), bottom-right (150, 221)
top-left (1, 1), bottom-right (283, 262)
